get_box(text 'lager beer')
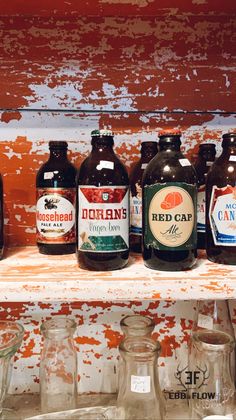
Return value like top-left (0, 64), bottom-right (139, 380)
top-left (36, 141), bottom-right (77, 255)
top-left (143, 131), bottom-right (197, 271)
top-left (77, 129), bottom-right (129, 271)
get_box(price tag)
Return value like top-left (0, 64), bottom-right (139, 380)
top-left (96, 160), bottom-right (114, 170)
top-left (203, 415), bottom-right (233, 419)
top-left (179, 158), bottom-right (191, 167)
top-left (131, 375), bottom-right (150, 393)
top-left (44, 172), bottom-right (54, 180)
top-left (206, 161), bottom-right (214, 166)
top-left (197, 314), bottom-right (213, 330)
top-left (229, 156), bottom-right (236, 162)
top-left (141, 163), bottom-right (148, 170)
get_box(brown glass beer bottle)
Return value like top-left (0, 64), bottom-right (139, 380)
top-left (206, 133), bottom-right (236, 264)
top-left (130, 141), bottom-right (158, 253)
top-left (77, 129), bottom-right (129, 271)
top-left (194, 143), bottom-right (216, 249)
top-left (36, 141), bottom-right (77, 255)
top-left (0, 173), bottom-right (4, 259)
top-left (143, 131), bottom-right (197, 271)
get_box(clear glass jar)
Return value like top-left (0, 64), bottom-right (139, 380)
top-left (116, 336), bottom-right (165, 419)
top-left (117, 315), bottom-right (155, 392)
top-left (0, 321), bottom-right (24, 419)
top-left (40, 317), bottom-right (77, 414)
top-left (188, 329), bottom-right (235, 419)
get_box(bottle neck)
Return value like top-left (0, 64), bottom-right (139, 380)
top-left (141, 143), bottom-right (158, 161)
top-left (91, 136), bottom-right (114, 152)
top-left (159, 143), bottom-right (180, 152)
top-left (49, 148), bottom-right (68, 160)
top-left (222, 145), bottom-right (236, 156)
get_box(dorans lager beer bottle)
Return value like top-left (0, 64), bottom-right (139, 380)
top-left (143, 131), bottom-right (197, 271)
top-left (36, 141), bottom-right (77, 255)
top-left (206, 132), bottom-right (236, 265)
top-left (77, 129), bottom-right (129, 270)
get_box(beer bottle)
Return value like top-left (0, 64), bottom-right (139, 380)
top-left (0, 174), bottom-right (4, 259)
top-left (130, 141), bottom-right (158, 253)
top-left (206, 132), bottom-right (236, 264)
top-left (36, 141), bottom-right (76, 255)
top-left (143, 131), bottom-right (197, 271)
top-left (194, 143), bottom-right (216, 249)
top-left (77, 129), bottom-right (129, 271)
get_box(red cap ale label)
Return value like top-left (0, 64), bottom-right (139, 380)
top-left (36, 188), bottom-right (76, 244)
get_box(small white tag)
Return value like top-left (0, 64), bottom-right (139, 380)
top-left (44, 172), bottom-right (54, 180)
top-left (229, 155), bottom-right (236, 162)
top-left (141, 163), bottom-right (148, 170)
top-left (179, 158), bottom-right (191, 167)
top-left (96, 160), bottom-right (114, 170)
top-left (131, 375), bottom-right (150, 393)
top-left (197, 314), bottom-right (214, 330)
top-left (206, 161), bottom-right (214, 166)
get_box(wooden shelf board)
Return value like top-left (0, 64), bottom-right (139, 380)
top-left (0, 247), bottom-right (235, 302)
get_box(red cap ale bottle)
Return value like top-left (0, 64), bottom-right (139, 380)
top-left (77, 129), bottom-right (129, 270)
top-left (206, 133), bottom-right (236, 264)
top-left (143, 130), bottom-right (197, 271)
top-left (36, 141), bottom-right (77, 255)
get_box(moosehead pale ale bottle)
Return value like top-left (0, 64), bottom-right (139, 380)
top-left (143, 131), bottom-right (197, 271)
top-left (77, 129), bottom-right (129, 270)
top-left (194, 143), bottom-right (216, 249)
top-left (36, 141), bottom-right (77, 255)
top-left (130, 141), bottom-right (158, 253)
top-left (206, 133), bottom-right (236, 264)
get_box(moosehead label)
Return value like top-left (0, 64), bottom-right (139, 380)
top-left (36, 188), bottom-right (76, 244)
top-left (209, 185), bottom-right (236, 246)
top-left (78, 186), bottom-right (129, 252)
top-left (144, 183), bottom-right (197, 250)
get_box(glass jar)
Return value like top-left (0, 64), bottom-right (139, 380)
top-left (0, 321), bottom-right (24, 419)
top-left (116, 336), bottom-right (164, 419)
top-left (40, 317), bottom-right (77, 414)
top-left (188, 329), bottom-right (235, 419)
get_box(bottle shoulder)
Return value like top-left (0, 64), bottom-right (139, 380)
top-left (36, 160), bottom-right (77, 188)
top-left (206, 155), bottom-right (236, 187)
top-left (77, 152), bottom-right (129, 186)
top-left (143, 151), bottom-right (197, 185)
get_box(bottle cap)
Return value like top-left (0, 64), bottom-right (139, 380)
top-left (49, 141), bottom-right (68, 148)
top-left (158, 129), bottom-right (182, 138)
top-left (91, 129), bottom-right (114, 137)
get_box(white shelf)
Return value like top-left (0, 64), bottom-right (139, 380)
top-left (0, 247), bottom-right (235, 302)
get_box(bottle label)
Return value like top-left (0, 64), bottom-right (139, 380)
top-left (209, 185), bottom-right (236, 246)
top-left (130, 183), bottom-right (142, 236)
top-left (131, 375), bottom-right (150, 393)
top-left (36, 188), bottom-right (76, 244)
top-left (197, 185), bottom-right (206, 233)
top-left (144, 182), bottom-right (197, 250)
top-left (78, 186), bottom-right (129, 252)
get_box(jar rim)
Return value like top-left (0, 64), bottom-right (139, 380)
top-left (41, 317), bottom-right (76, 334)
top-left (120, 315), bottom-right (155, 332)
top-left (192, 330), bottom-right (235, 352)
top-left (0, 320), bottom-right (24, 355)
top-left (119, 336), bottom-right (161, 357)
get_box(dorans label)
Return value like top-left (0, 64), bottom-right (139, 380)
top-left (144, 183), bottom-right (197, 250)
top-left (197, 185), bottom-right (206, 233)
top-left (209, 185), bottom-right (236, 246)
top-left (130, 183), bottom-right (142, 236)
top-left (78, 186), bottom-right (129, 252)
top-left (36, 188), bottom-right (76, 244)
